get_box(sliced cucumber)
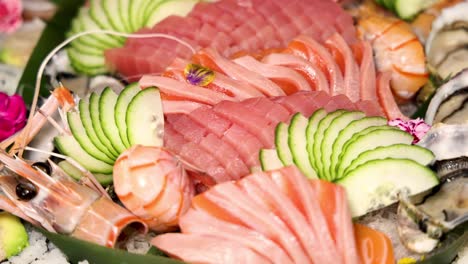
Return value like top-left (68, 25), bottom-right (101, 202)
top-left (119, 0), bottom-right (133, 32)
top-left (115, 83), bottom-right (140, 148)
top-left (329, 116), bottom-right (387, 181)
top-left (103, 0), bottom-right (128, 33)
top-left (79, 100), bottom-right (117, 159)
top-left (99, 87), bottom-right (127, 153)
top-left (55, 135), bottom-right (113, 174)
top-left (58, 160), bottom-right (113, 186)
top-left (336, 128), bottom-right (414, 179)
top-left (344, 144), bottom-right (435, 176)
top-left (306, 108), bottom-right (327, 174)
top-left (312, 110), bottom-right (345, 178)
top-left (126, 87), bottom-right (165, 147)
top-left (337, 158), bottom-right (439, 217)
top-left (78, 7), bottom-right (120, 48)
top-left (70, 39), bottom-right (103, 56)
top-left (89, 93), bottom-right (120, 156)
top-left (89, 0), bottom-right (125, 44)
top-left (320, 111), bottom-right (365, 181)
top-left (144, 0), bottom-right (165, 25)
top-left (146, 0), bottom-right (199, 27)
top-left (394, 0), bottom-right (437, 20)
top-left (275, 122), bottom-right (294, 166)
top-left (67, 47), bottom-right (108, 76)
top-left (288, 113), bottom-right (317, 179)
top-left (259, 149), bottom-right (284, 171)
top-left (129, 0), bottom-right (148, 31)
top-left (68, 111), bottom-right (115, 164)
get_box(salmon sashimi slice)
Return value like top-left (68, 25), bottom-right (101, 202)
top-left (152, 233), bottom-right (271, 264)
top-left (286, 36), bottom-right (344, 95)
top-left (262, 53), bottom-right (329, 93)
top-left (180, 208), bottom-right (293, 264)
top-left (376, 72), bottom-right (408, 120)
top-left (193, 48), bottom-right (286, 96)
top-left (239, 171), bottom-right (331, 263)
top-left (153, 166), bottom-right (361, 264)
top-left (352, 41), bottom-right (378, 101)
top-left (268, 167), bottom-right (342, 262)
top-left (139, 75), bottom-right (235, 106)
top-left (324, 33), bottom-right (361, 102)
top-left (233, 55), bottom-right (311, 94)
top-left (205, 181), bottom-right (311, 263)
top-left (310, 179), bottom-right (360, 264)
top-left (354, 223), bottom-right (395, 264)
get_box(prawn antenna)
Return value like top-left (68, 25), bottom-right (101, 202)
top-left (18, 29), bottom-right (196, 157)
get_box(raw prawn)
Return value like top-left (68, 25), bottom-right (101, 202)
top-left (0, 151), bottom-right (147, 248)
top-left (113, 145), bottom-right (195, 232)
top-left (357, 14), bottom-right (428, 100)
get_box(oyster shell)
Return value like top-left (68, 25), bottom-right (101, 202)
top-left (397, 175), bottom-right (467, 253)
top-left (425, 69), bottom-right (468, 125)
top-left (426, 2), bottom-right (468, 79)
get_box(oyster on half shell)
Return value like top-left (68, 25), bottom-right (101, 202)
top-left (426, 2), bottom-right (468, 80)
top-left (397, 174), bottom-right (467, 254)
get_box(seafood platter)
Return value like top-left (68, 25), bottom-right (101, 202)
top-left (0, 0), bottom-right (467, 263)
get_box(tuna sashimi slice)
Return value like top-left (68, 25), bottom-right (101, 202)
top-left (355, 100), bottom-right (385, 117)
top-left (273, 91), bottom-right (325, 117)
top-left (233, 55), bottom-right (311, 94)
top-left (213, 100), bottom-right (276, 148)
top-left (222, 124), bottom-right (265, 168)
top-left (240, 97), bottom-right (292, 124)
top-left (204, 181), bottom-right (311, 263)
top-left (188, 106), bottom-right (265, 168)
top-left (199, 133), bottom-right (250, 180)
top-left (324, 94), bottom-right (356, 112)
top-left (167, 114), bottom-right (249, 180)
top-left (180, 208), bottom-right (293, 264)
top-left (239, 171), bottom-right (330, 263)
top-left (325, 33), bottom-right (361, 102)
top-left (262, 53), bottom-right (329, 93)
top-left (162, 100), bottom-right (207, 114)
top-left (152, 233), bottom-right (270, 264)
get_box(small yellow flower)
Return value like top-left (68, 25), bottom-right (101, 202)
top-left (397, 257), bottom-right (417, 264)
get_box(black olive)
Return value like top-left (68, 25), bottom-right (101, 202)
top-left (32, 162), bottom-right (51, 175)
top-left (15, 181), bottom-right (38, 200)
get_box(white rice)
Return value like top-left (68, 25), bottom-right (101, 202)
top-left (3, 224), bottom-right (88, 264)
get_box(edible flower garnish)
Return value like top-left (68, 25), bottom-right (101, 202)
top-left (388, 118), bottom-right (431, 144)
top-left (0, 0), bottom-right (22, 33)
top-left (184, 63), bottom-right (215, 86)
top-left (0, 92), bottom-right (27, 142)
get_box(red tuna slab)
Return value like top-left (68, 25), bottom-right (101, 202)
top-left (105, 0), bottom-right (356, 80)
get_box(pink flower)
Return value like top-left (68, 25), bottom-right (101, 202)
top-left (388, 118), bottom-right (431, 144)
top-left (0, 0), bottom-right (22, 33)
top-left (0, 92), bottom-right (27, 142)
